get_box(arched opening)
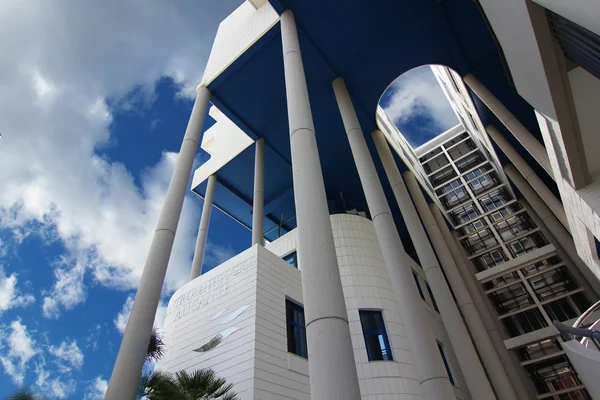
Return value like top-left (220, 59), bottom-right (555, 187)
top-left (374, 63), bottom-right (505, 198)
top-left (378, 65), bottom-right (459, 149)
top-left (375, 64), bottom-right (596, 400)
top-left (375, 64), bottom-right (466, 264)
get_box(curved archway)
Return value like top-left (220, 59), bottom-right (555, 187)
top-left (377, 64), bottom-right (460, 151)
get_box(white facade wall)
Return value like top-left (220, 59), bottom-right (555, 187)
top-left (200, 1), bottom-right (279, 87)
top-left (159, 248), bottom-right (260, 399)
top-left (160, 215), bottom-right (471, 399)
top-left (536, 111), bottom-right (600, 282)
top-left (268, 214), bottom-right (471, 400)
top-left (252, 246), bottom-right (310, 399)
top-left (471, 0), bottom-right (600, 282)
top-left (191, 106), bottom-right (254, 190)
top-left (568, 67), bottom-right (600, 177)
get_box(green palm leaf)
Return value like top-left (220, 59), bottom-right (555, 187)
top-left (146, 327), bottom-right (165, 363)
top-left (9, 392), bottom-right (39, 400)
top-left (143, 368), bottom-right (238, 400)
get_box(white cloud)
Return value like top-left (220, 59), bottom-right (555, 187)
top-left (114, 294), bottom-right (135, 334)
top-left (0, 320), bottom-right (83, 398)
top-left (0, 320), bottom-right (38, 385)
top-left (0, 0), bottom-right (241, 317)
top-left (154, 300), bottom-right (169, 332)
top-left (0, 238), bottom-right (7, 258)
top-left (48, 378), bottom-right (76, 399)
top-left (42, 255), bottom-right (87, 319)
top-left (34, 363), bottom-right (76, 400)
top-left (0, 266), bottom-right (35, 314)
top-left (204, 241), bottom-right (238, 270)
top-left (115, 293), bottom-right (169, 334)
top-left (85, 324), bottom-right (102, 352)
top-left (84, 376), bottom-right (108, 400)
top-left (382, 65), bottom-right (458, 134)
top-left (48, 340), bottom-right (83, 371)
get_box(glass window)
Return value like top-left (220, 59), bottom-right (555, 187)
top-left (437, 341), bottom-right (455, 385)
top-left (426, 283), bottom-right (439, 312)
top-left (286, 300), bottom-right (307, 358)
top-left (413, 272), bottom-right (425, 300)
top-left (283, 251), bottom-right (298, 268)
top-left (359, 310), bottom-right (393, 361)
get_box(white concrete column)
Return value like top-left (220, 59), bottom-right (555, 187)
top-left (281, 12), bottom-right (361, 400)
top-left (429, 203), bottom-right (537, 400)
top-left (393, 167), bottom-right (504, 400)
top-left (333, 79), bottom-right (455, 400)
top-left (464, 74), bottom-right (553, 178)
top-left (189, 174), bottom-right (217, 281)
top-left (372, 130), bottom-right (520, 400)
top-left (504, 164), bottom-right (600, 296)
top-left (487, 124), bottom-right (569, 230)
top-left (252, 138), bottom-right (265, 246)
top-left (106, 86), bottom-right (211, 400)
top-left (520, 199), bottom-right (600, 298)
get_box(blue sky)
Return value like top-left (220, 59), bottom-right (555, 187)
top-left (0, 3), bottom-right (455, 399)
top-left (380, 66), bottom-right (458, 148)
top-left (0, 1), bottom-right (245, 398)
top-left (0, 73), bottom-right (250, 400)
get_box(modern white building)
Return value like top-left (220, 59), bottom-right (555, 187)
top-left (106, 1), bottom-right (600, 399)
top-left (159, 217), bottom-right (471, 400)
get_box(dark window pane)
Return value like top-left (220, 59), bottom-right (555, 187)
top-left (426, 283), bottom-right (439, 312)
top-left (286, 300), bottom-right (307, 358)
top-left (437, 342), bottom-right (455, 385)
top-left (413, 272), bottom-right (425, 300)
top-left (283, 251), bottom-right (298, 268)
top-left (359, 310), bottom-right (393, 361)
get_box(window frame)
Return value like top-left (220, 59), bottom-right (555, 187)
top-left (359, 310), bottom-right (394, 362)
top-left (413, 272), bottom-right (425, 300)
top-left (437, 341), bottom-right (455, 385)
top-left (285, 299), bottom-right (308, 358)
top-left (426, 282), bottom-right (439, 312)
top-left (283, 251), bottom-right (298, 269)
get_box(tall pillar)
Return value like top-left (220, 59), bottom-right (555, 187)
top-left (464, 74), bottom-right (553, 178)
top-left (504, 164), bottom-right (600, 296)
top-left (429, 203), bottom-right (536, 400)
top-left (333, 79), bottom-right (456, 400)
top-left (189, 174), bottom-right (217, 281)
top-left (487, 124), bottom-right (569, 230)
top-left (395, 166), bottom-right (507, 400)
top-left (281, 12), bottom-right (361, 400)
top-left (520, 199), bottom-right (600, 298)
top-left (106, 86), bottom-right (211, 399)
top-left (252, 138), bottom-right (265, 246)
top-left (373, 130), bottom-right (520, 400)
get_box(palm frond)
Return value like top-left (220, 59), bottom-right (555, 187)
top-left (141, 368), bottom-right (238, 399)
top-left (9, 392), bottom-right (39, 400)
top-left (145, 327), bottom-right (165, 363)
top-left (143, 370), bottom-right (186, 400)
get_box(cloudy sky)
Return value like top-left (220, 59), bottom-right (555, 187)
top-left (0, 1), bottom-right (248, 398)
top-left (0, 2), bottom-right (458, 398)
top-left (380, 65), bottom-right (458, 147)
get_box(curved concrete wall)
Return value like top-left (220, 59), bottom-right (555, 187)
top-left (267, 214), bottom-right (471, 400)
top-left (159, 214), bottom-right (471, 399)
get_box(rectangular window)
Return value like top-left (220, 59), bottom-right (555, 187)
top-left (437, 341), bottom-right (455, 385)
top-left (286, 300), bottom-right (307, 358)
top-left (283, 251), bottom-right (298, 269)
top-left (413, 272), bottom-right (425, 300)
top-left (426, 283), bottom-right (439, 312)
top-left (359, 310), bottom-right (393, 361)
